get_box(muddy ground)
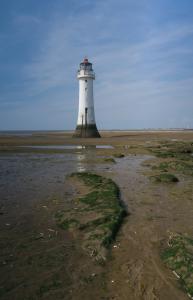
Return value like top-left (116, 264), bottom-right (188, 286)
top-left (0, 130), bottom-right (193, 300)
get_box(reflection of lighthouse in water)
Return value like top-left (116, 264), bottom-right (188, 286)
top-left (74, 58), bottom-right (100, 138)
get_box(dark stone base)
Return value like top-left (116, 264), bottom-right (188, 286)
top-left (73, 124), bottom-right (100, 138)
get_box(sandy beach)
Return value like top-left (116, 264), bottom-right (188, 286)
top-left (0, 130), bottom-right (193, 300)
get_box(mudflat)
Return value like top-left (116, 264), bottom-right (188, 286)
top-left (0, 130), bottom-right (193, 300)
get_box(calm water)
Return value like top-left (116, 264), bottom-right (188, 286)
top-left (0, 146), bottom-right (149, 227)
top-left (0, 149), bottom-right (111, 214)
top-left (19, 145), bottom-right (114, 150)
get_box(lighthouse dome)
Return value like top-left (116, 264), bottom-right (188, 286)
top-left (79, 57), bottom-right (93, 71)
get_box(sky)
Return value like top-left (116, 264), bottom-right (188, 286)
top-left (0, 0), bottom-right (193, 130)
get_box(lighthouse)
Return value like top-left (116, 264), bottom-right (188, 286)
top-left (74, 58), bottom-right (100, 138)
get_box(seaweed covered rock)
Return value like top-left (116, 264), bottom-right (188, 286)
top-left (55, 172), bottom-right (127, 261)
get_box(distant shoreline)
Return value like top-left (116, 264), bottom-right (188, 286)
top-left (0, 128), bottom-right (193, 135)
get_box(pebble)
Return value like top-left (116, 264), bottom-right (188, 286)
top-left (48, 228), bottom-right (55, 232)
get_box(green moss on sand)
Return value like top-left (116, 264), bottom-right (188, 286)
top-left (151, 141), bottom-right (193, 160)
top-left (162, 233), bottom-right (193, 297)
top-left (113, 153), bottom-right (125, 158)
top-left (56, 173), bottom-right (127, 258)
top-left (71, 172), bottom-right (126, 248)
top-left (151, 173), bottom-right (179, 183)
top-left (104, 158), bottom-right (116, 163)
top-left (55, 216), bottom-right (79, 230)
top-left (153, 160), bottom-right (193, 177)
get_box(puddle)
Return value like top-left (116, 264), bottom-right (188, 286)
top-left (19, 145), bottom-right (114, 150)
top-left (96, 145), bottom-right (114, 149)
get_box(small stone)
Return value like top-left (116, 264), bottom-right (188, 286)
top-left (48, 228), bottom-right (55, 232)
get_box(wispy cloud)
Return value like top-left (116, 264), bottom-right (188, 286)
top-left (13, 14), bottom-right (41, 25)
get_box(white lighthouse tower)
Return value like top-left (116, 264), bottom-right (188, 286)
top-left (74, 58), bottom-right (100, 138)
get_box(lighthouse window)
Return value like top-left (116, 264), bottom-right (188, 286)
top-left (85, 80), bottom-right (87, 82)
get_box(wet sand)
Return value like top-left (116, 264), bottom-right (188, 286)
top-left (0, 130), bottom-right (193, 299)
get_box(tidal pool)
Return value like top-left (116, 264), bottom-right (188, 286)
top-left (19, 145), bottom-right (114, 150)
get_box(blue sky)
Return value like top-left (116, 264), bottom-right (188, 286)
top-left (0, 0), bottom-right (193, 130)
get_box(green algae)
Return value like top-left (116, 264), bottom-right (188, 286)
top-left (103, 157), bottom-right (116, 163)
top-left (113, 153), bottom-right (125, 158)
top-left (56, 172), bottom-right (127, 258)
top-left (153, 160), bottom-right (193, 177)
top-left (150, 141), bottom-right (193, 160)
top-left (151, 173), bottom-right (179, 183)
top-left (162, 234), bottom-right (193, 297)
